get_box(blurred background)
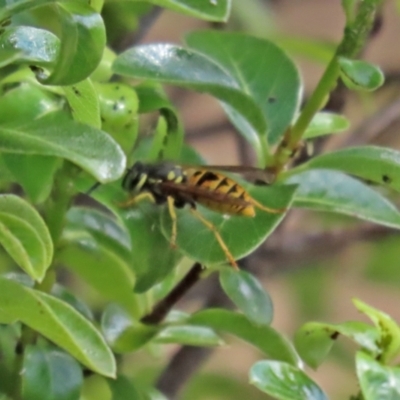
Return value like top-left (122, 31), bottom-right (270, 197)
top-left (98, 1), bottom-right (400, 399)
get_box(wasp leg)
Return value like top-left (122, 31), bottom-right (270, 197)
top-left (189, 208), bottom-right (239, 270)
top-left (117, 192), bottom-right (155, 208)
top-left (251, 198), bottom-right (286, 214)
top-left (167, 196), bottom-right (178, 249)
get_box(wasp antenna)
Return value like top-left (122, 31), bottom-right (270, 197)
top-left (86, 182), bottom-right (101, 195)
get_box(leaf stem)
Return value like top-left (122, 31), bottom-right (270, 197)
top-left (271, 0), bottom-right (383, 173)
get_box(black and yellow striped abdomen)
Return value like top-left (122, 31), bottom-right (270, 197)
top-left (185, 169), bottom-right (255, 217)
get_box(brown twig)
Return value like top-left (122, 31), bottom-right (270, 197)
top-left (141, 263), bottom-right (204, 325)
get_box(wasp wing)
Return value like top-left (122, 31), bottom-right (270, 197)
top-left (159, 181), bottom-right (253, 208)
top-left (181, 164), bottom-right (276, 184)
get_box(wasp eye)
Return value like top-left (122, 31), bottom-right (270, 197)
top-left (122, 162), bottom-right (146, 192)
top-left (122, 170), bottom-right (138, 191)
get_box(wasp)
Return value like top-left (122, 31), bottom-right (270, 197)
top-left (119, 161), bottom-right (284, 269)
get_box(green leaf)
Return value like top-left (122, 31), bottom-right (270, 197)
top-left (0, 325), bottom-right (19, 394)
top-left (135, 83), bottom-right (183, 160)
top-left (59, 229), bottom-right (137, 317)
top-left (0, 277), bottom-right (116, 377)
top-left (295, 146), bottom-right (400, 192)
top-left (40, 2), bottom-right (106, 85)
top-left (154, 325), bottom-right (224, 347)
top-left (2, 154), bottom-right (60, 203)
top-left (219, 269), bottom-right (273, 325)
top-left (356, 351), bottom-right (400, 400)
top-left (143, 0), bottom-right (231, 21)
top-left (294, 321), bottom-right (380, 369)
top-left (63, 79), bottom-right (101, 128)
top-left (0, 195), bottom-right (53, 281)
top-left (188, 309), bottom-right (299, 365)
top-left (0, 26), bottom-right (58, 68)
top-left (160, 184), bottom-right (296, 267)
top-left (77, 175), bottom-right (182, 294)
top-left (303, 111), bottom-right (350, 139)
top-left (81, 375), bottom-right (112, 400)
top-left (22, 346), bottom-right (83, 400)
top-left (353, 299), bottom-right (400, 363)
top-left (91, 46), bottom-right (116, 82)
top-left (113, 44), bottom-right (266, 152)
top-left (249, 361), bottom-right (328, 400)
top-left (0, 111), bottom-right (125, 183)
top-left (338, 57), bottom-right (384, 91)
top-left (285, 169), bottom-right (400, 229)
top-left (101, 304), bottom-right (158, 353)
top-left (108, 375), bottom-right (145, 400)
top-left (52, 284), bottom-right (93, 321)
top-left (66, 207), bottom-right (131, 262)
top-left (0, 83), bottom-right (59, 124)
top-left (186, 31), bottom-right (302, 146)
top-left (122, 203), bottom-right (183, 293)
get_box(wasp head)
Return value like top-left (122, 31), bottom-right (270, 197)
top-left (122, 161), bottom-right (148, 192)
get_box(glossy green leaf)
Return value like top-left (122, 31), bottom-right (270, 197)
top-left (108, 375), bottom-right (145, 400)
top-left (0, 111), bottom-right (125, 183)
top-left (286, 170), bottom-right (400, 229)
top-left (101, 304), bottom-right (158, 353)
top-left (144, 0), bottom-right (230, 21)
top-left (189, 309), bottom-right (299, 365)
top-left (161, 184), bottom-right (296, 267)
top-left (0, 83), bottom-right (59, 124)
top-left (0, 195), bottom-right (53, 281)
top-left (295, 321), bottom-right (380, 369)
top-left (59, 230), bottom-right (137, 316)
top-left (52, 284), bottom-right (93, 321)
top-left (0, 277), bottom-right (116, 377)
top-left (250, 361), bottom-right (328, 400)
top-left (113, 44), bottom-right (266, 151)
top-left (186, 31), bottom-right (302, 146)
top-left (154, 324), bottom-right (224, 347)
top-left (296, 146), bottom-right (400, 192)
top-left (220, 269), bottom-right (273, 325)
top-left (354, 299), bottom-right (400, 363)
top-left (303, 111), bottom-right (350, 139)
top-left (63, 79), bottom-right (101, 128)
top-left (356, 351), bottom-right (400, 400)
top-left (0, 26), bottom-right (58, 68)
top-left (338, 57), bottom-right (384, 91)
top-left (66, 207), bottom-right (132, 266)
top-left (22, 346), bottom-right (83, 400)
top-left (40, 2), bottom-right (106, 85)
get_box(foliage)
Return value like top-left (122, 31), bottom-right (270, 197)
top-left (0, 0), bottom-right (398, 399)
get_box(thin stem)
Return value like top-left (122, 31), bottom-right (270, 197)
top-left (44, 162), bottom-right (78, 245)
top-left (271, 0), bottom-right (383, 173)
top-left (141, 263), bottom-right (204, 325)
